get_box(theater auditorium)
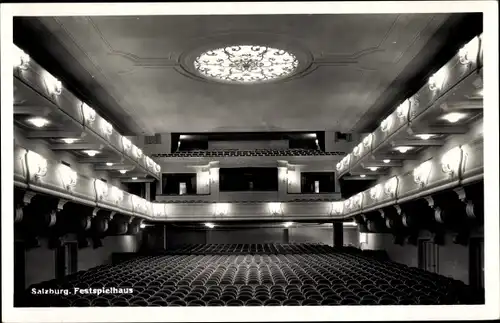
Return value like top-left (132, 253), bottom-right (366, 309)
top-left (10, 12), bottom-right (486, 308)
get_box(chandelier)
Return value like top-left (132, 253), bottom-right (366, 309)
top-left (194, 45), bottom-right (299, 84)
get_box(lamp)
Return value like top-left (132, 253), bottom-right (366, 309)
top-left (59, 164), bottom-right (77, 190)
top-left (82, 103), bottom-right (96, 124)
top-left (283, 222), bottom-right (293, 228)
top-left (394, 146), bottom-right (413, 154)
top-left (101, 119), bottom-right (113, 137)
top-left (27, 151), bottom-right (48, 179)
top-left (83, 150), bottom-right (100, 157)
top-left (413, 160), bottom-right (433, 186)
top-left (122, 137), bottom-right (132, 151)
top-left (14, 46), bottom-right (30, 70)
top-left (370, 184), bottom-right (382, 200)
top-left (362, 134), bottom-right (373, 148)
top-left (43, 72), bottom-right (62, 95)
top-left (381, 115), bottom-right (393, 132)
top-left (268, 202), bottom-right (282, 215)
top-left (27, 117), bottom-right (49, 128)
top-left (214, 203), bottom-right (229, 216)
top-left (110, 185), bottom-right (123, 204)
top-left (205, 222), bottom-right (215, 229)
top-left (441, 146), bottom-right (462, 176)
top-left (396, 100), bottom-right (410, 120)
top-left (441, 112), bottom-right (466, 123)
top-left (384, 177), bottom-right (398, 197)
top-left (458, 36), bottom-right (480, 65)
top-left (331, 202), bottom-right (344, 215)
top-left (95, 179), bottom-right (109, 200)
top-left (428, 68), bottom-right (447, 91)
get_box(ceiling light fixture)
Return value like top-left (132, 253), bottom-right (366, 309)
top-left (360, 174), bottom-right (366, 178)
top-left (27, 117), bottom-right (49, 128)
top-left (283, 222), bottom-right (294, 228)
top-left (415, 134), bottom-right (435, 140)
top-left (204, 222), bottom-right (215, 229)
top-left (83, 150), bottom-right (99, 157)
top-left (194, 45), bottom-right (299, 84)
top-left (132, 177), bottom-right (138, 180)
top-left (383, 159), bottom-right (391, 164)
top-left (119, 170), bottom-right (127, 174)
top-left (441, 112), bottom-right (467, 123)
top-left (368, 167), bottom-right (379, 171)
top-left (62, 138), bottom-right (78, 144)
top-left (394, 146), bottom-right (413, 153)
top-left (106, 162), bottom-right (113, 166)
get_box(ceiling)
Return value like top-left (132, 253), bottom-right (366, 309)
top-left (14, 14), bottom-right (480, 136)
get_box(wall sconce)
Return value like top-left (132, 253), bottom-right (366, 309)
top-left (370, 184), bottom-right (382, 200)
top-left (413, 160), bottom-right (433, 186)
top-left (381, 115), bottom-right (393, 133)
top-left (95, 179), bottom-right (109, 200)
top-left (110, 185), bottom-right (123, 204)
top-left (344, 198), bottom-right (353, 211)
top-left (152, 203), bottom-right (165, 217)
top-left (396, 100), bottom-right (410, 120)
top-left (213, 203), bottom-right (229, 216)
top-left (458, 36), bottom-right (479, 65)
top-left (441, 146), bottom-right (462, 176)
top-left (268, 202), bottom-right (283, 216)
top-left (27, 151), bottom-right (48, 180)
top-left (82, 103), bottom-right (96, 125)
top-left (59, 164), bottom-right (77, 190)
top-left (101, 119), bottom-right (113, 137)
top-left (342, 154), bottom-right (351, 168)
top-left (384, 176), bottom-right (398, 197)
top-left (428, 67), bottom-right (447, 92)
top-left (14, 46), bottom-right (30, 70)
top-left (133, 146), bottom-right (143, 159)
top-left (362, 133), bottom-right (373, 148)
top-left (353, 193), bottom-right (364, 208)
top-left (353, 143), bottom-right (363, 157)
top-left (43, 71), bottom-right (62, 95)
top-left (331, 201), bottom-right (344, 216)
top-left (122, 137), bottom-right (132, 151)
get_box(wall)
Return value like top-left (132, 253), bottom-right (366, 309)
top-left (376, 229), bottom-right (483, 285)
top-left (343, 227), bottom-right (360, 247)
top-left (208, 140), bottom-right (289, 150)
top-left (161, 225), bottom-right (365, 248)
top-left (23, 235), bottom-right (142, 288)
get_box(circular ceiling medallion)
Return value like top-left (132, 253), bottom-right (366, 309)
top-left (193, 45), bottom-right (299, 84)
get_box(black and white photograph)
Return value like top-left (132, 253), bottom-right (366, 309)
top-left (1, 2), bottom-right (499, 322)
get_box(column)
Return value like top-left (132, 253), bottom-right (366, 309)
top-left (209, 162), bottom-right (220, 201)
top-left (277, 161), bottom-right (288, 200)
top-left (196, 168), bottom-right (210, 195)
top-left (145, 182), bottom-right (151, 201)
top-left (333, 222), bottom-right (344, 247)
top-left (283, 228), bottom-right (290, 243)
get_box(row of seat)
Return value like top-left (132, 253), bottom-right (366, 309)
top-left (151, 149), bottom-right (345, 158)
top-left (168, 243), bottom-right (337, 254)
top-left (21, 244), bottom-right (483, 307)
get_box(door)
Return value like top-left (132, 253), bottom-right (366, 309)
top-left (418, 239), bottom-right (439, 273)
top-left (469, 237), bottom-right (484, 289)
